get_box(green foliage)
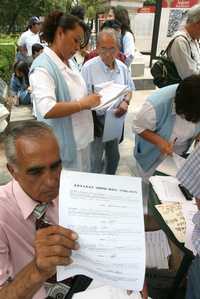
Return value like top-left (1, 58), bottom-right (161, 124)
top-left (80, 0), bottom-right (108, 19)
top-left (0, 0), bottom-right (67, 33)
top-left (0, 41), bottom-right (16, 84)
top-left (144, 0), bottom-right (157, 5)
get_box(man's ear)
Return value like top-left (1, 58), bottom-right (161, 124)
top-left (96, 44), bottom-right (100, 55)
top-left (7, 163), bottom-right (18, 181)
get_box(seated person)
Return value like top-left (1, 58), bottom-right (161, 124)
top-left (10, 60), bottom-right (31, 105)
top-left (132, 75), bottom-right (200, 207)
top-left (84, 20), bottom-right (126, 64)
top-left (32, 43), bottom-right (44, 60)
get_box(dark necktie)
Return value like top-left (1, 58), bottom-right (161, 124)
top-left (33, 204), bottom-right (92, 299)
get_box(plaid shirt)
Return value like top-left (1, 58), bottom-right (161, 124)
top-left (177, 144), bottom-right (200, 255)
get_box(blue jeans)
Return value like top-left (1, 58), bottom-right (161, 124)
top-left (90, 137), bottom-right (120, 175)
top-left (186, 256), bottom-right (200, 299)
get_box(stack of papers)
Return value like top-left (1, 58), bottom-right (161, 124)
top-left (149, 175), bottom-right (187, 203)
top-left (58, 171), bottom-right (145, 291)
top-left (156, 153), bottom-right (186, 177)
top-left (92, 82), bottom-right (129, 111)
top-left (145, 230), bottom-right (171, 269)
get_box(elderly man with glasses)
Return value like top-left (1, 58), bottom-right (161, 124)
top-left (81, 29), bottom-right (134, 175)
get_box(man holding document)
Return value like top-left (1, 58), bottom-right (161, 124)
top-left (0, 121), bottom-right (147, 299)
top-left (81, 29), bottom-right (134, 175)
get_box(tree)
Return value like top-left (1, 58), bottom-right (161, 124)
top-left (80, 0), bottom-right (108, 20)
top-left (0, 0), bottom-right (66, 33)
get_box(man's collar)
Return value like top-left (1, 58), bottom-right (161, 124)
top-left (12, 179), bottom-right (57, 220)
top-left (98, 56), bottom-right (120, 73)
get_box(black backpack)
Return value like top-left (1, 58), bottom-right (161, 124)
top-left (151, 35), bottom-right (192, 88)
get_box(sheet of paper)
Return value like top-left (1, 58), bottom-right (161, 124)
top-left (155, 203), bottom-right (186, 243)
top-left (73, 286), bottom-right (143, 299)
top-left (145, 230), bottom-right (171, 269)
top-left (102, 109), bottom-right (125, 142)
top-left (149, 175), bottom-right (186, 203)
top-left (92, 83), bottom-right (129, 111)
top-left (156, 154), bottom-right (185, 177)
top-left (181, 202), bottom-right (197, 253)
top-left (58, 171), bottom-right (145, 291)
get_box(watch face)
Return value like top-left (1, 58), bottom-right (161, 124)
top-left (45, 282), bottom-right (70, 299)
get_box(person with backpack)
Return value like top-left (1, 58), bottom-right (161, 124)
top-left (168, 4), bottom-right (200, 79)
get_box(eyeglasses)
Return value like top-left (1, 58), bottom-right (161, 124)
top-left (99, 47), bottom-right (117, 54)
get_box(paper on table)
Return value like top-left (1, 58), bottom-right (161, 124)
top-left (155, 203), bottom-right (186, 243)
top-left (58, 171), bottom-right (145, 291)
top-left (145, 230), bottom-right (171, 269)
top-left (92, 83), bottom-right (129, 111)
top-left (181, 202), bottom-right (197, 253)
top-left (156, 153), bottom-right (185, 177)
top-left (73, 286), bottom-right (143, 299)
top-left (149, 176), bottom-right (186, 203)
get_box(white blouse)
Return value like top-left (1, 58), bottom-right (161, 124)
top-left (30, 47), bottom-right (93, 150)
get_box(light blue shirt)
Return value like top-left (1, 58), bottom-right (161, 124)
top-left (81, 56), bottom-right (135, 94)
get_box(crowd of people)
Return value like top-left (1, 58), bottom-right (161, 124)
top-left (1, 3), bottom-right (200, 299)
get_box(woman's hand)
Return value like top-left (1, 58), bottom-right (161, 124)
top-left (79, 93), bottom-right (101, 110)
top-left (157, 139), bottom-right (173, 155)
top-left (127, 280), bottom-right (148, 298)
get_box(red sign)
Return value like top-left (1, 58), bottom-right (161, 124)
top-left (138, 6), bottom-right (156, 13)
top-left (162, 0), bottom-right (198, 8)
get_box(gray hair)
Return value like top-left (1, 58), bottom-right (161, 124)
top-left (97, 29), bottom-right (121, 49)
top-left (187, 4), bottom-right (200, 24)
top-left (4, 120), bottom-right (55, 165)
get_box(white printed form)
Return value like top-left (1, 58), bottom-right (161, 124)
top-left (58, 171), bottom-right (145, 291)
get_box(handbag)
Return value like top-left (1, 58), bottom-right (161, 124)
top-left (151, 35), bottom-right (191, 88)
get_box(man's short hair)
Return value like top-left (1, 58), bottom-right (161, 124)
top-left (97, 29), bottom-right (120, 48)
top-left (4, 120), bottom-right (55, 165)
top-left (187, 4), bottom-right (200, 24)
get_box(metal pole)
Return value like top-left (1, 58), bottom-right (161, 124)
top-left (149, 0), bottom-right (162, 67)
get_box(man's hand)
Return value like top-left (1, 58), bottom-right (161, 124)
top-left (115, 100), bottom-right (129, 118)
top-left (139, 130), bottom-right (174, 156)
top-left (34, 226), bottom-right (79, 281)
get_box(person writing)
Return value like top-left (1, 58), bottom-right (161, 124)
top-left (132, 75), bottom-right (200, 206)
top-left (30, 12), bottom-right (100, 171)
